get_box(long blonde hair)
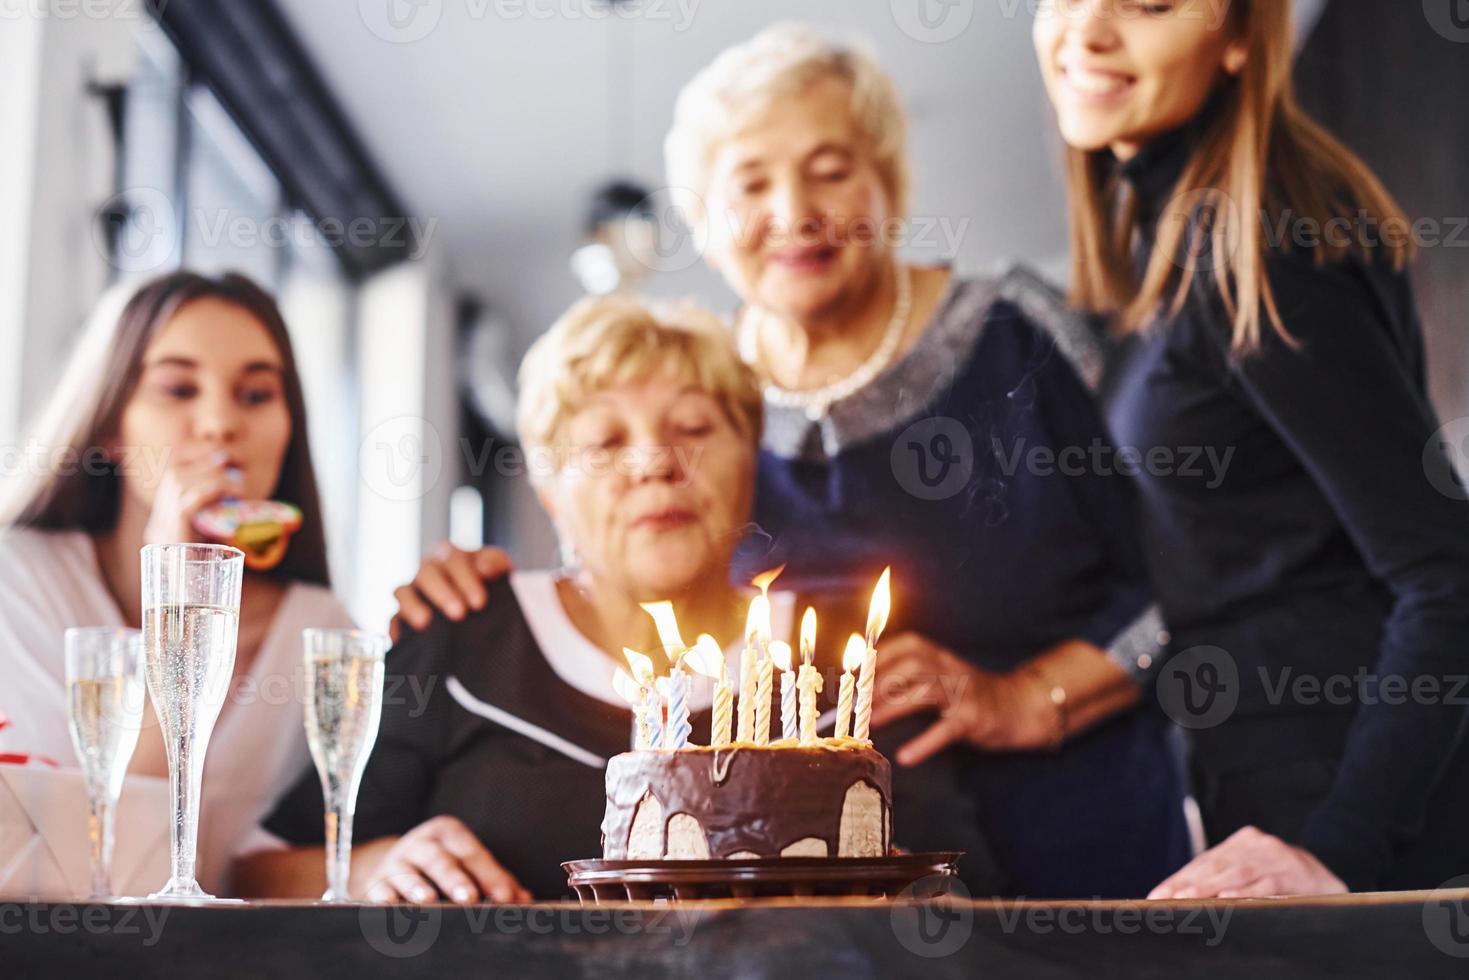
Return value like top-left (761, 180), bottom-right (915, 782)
top-left (1063, 0), bottom-right (1414, 352)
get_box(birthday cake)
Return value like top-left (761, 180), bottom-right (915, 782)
top-left (600, 741), bottom-right (892, 860)
top-left (599, 569), bottom-right (894, 863)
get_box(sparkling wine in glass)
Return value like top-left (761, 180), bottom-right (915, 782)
top-left (141, 543), bottom-right (243, 903)
top-left (65, 627), bottom-right (146, 899)
top-left (302, 628), bottom-right (387, 902)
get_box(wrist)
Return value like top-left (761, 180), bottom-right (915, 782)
top-left (1013, 662), bottom-right (1067, 751)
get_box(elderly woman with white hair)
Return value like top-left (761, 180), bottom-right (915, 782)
top-left (237, 295), bottom-right (796, 901)
top-left (400, 24), bottom-right (1190, 897)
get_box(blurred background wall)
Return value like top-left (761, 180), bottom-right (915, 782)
top-left (0, 0), bottom-right (1463, 630)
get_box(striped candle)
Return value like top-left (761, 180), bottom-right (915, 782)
top-left (753, 656), bottom-right (774, 745)
top-left (666, 667), bottom-right (692, 749)
top-left (853, 569), bottom-right (891, 742)
top-left (736, 644), bottom-right (756, 743)
top-left (712, 678), bottom-right (733, 747)
top-left (835, 634), bottom-right (864, 740)
top-left (771, 641), bottom-right (797, 741)
top-left (852, 643), bottom-right (878, 742)
top-left (797, 663), bottom-right (823, 744)
top-left (780, 671), bottom-right (798, 741)
top-left (646, 686), bottom-right (664, 749)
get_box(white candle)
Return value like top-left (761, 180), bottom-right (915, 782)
top-left (623, 649), bottom-right (661, 749)
top-left (641, 602), bottom-right (694, 750)
top-left (646, 687), bottom-right (665, 749)
top-left (780, 672), bottom-right (797, 741)
top-left (686, 634), bottom-right (731, 747)
top-left (797, 607), bottom-right (818, 743)
top-left (754, 655), bottom-right (774, 746)
top-left (740, 590), bottom-right (772, 744)
top-left (852, 644), bottom-right (878, 742)
top-left (771, 640), bottom-right (797, 741)
top-left (853, 569), bottom-right (891, 743)
top-left (613, 667), bottom-right (650, 749)
top-left (797, 663), bottom-right (823, 745)
top-left (835, 634), bottom-right (864, 740)
top-left (737, 643), bottom-right (756, 743)
top-left (665, 667), bottom-right (692, 749)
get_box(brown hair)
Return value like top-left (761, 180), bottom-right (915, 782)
top-left (1061, 0), bottom-right (1414, 352)
top-left (4, 271), bottom-right (331, 587)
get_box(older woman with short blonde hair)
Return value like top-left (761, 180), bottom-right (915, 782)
top-left (240, 294), bottom-right (791, 901)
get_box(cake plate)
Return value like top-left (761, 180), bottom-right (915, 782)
top-left (563, 852), bottom-right (962, 904)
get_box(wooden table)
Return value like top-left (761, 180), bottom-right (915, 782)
top-left (6, 890), bottom-right (1468, 978)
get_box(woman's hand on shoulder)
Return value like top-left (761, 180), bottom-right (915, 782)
top-left (867, 632), bottom-right (1063, 764)
top-left (358, 815), bottom-right (532, 904)
top-left (390, 543), bottom-right (515, 641)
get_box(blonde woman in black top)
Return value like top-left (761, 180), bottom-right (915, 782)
top-left (240, 297), bottom-right (794, 900)
top-left (1035, 0), bottom-right (1469, 896)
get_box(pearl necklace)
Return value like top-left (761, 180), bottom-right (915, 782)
top-left (738, 265), bottom-right (913, 423)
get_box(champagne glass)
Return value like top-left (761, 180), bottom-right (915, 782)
top-left (141, 542), bottom-right (244, 903)
top-left (302, 628), bottom-right (387, 902)
top-left (65, 627), bottom-right (146, 899)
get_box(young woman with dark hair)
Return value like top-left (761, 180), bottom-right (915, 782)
top-left (0, 271), bottom-right (352, 894)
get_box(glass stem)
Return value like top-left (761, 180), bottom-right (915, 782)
top-left (323, 783), bottom-right (355, 900)
top-left (87, 792), bottom-right (114, 899)
top-left (169, 734), bottom-right (204, 889)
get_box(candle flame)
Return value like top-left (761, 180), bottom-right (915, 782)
top-left (768, 640), bottom-right (794, 673)
top-left (865, 567), bottom-right (892, 647)
top-left (654, 675), bottom-right (674, 698)
top-left (744, 592), bottom-right (772, 645)
top-left (842, 633), bottom-right (866, 673)
top-left (623, 648), bottom-right (656, 688)
top-left (612, 667), bottom-right (643, 706)
top-left (640, 600), bottom-right (686, 661)
top-left (684, 634), bottom-right (726, 680)
top-left (750, 564), bottom-right (785, 596)
top-left (799, 607), bottom-right (817, 665)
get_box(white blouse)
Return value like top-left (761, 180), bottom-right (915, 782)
top-left (509, 569), bottom-right (798, 710)
top-left (0, 527), bottom-right (354, 895)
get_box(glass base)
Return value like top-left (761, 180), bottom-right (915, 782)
top-left (148, 878), bottom-right (245, 905)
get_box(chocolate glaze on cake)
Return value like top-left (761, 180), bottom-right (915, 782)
top-left (601, 741), bottom-right (892, 860)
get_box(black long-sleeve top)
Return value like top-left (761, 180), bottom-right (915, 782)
top-left (1107, 112), bottom-right (1469, 889)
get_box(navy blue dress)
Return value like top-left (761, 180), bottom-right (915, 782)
top-left (733, 276), bottom-right (1191, 898)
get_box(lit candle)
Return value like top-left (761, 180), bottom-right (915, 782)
top-left (737, 595), bottom-right (766, 743)
top-left (797, 608), bottom-right (821, 743)
top-left (624, 648), bottom-right (662, 749)
top-left (655, 674), bottom-right (690, 750)
top-left (797, 663), bottom-right (823, 746)
top-left (686, 634), bottom-right (732, 747)
top-left (642, 601), bottom-right (692, 749)
top-left (754, 650), bottom-right (775, 745)
top-left (835, 634), bottom-right (865, 740)
top-left (739, 567), bottom-right (781, 744)
top-left (613, 667), bottom-right (650, 749)
top-left (770, 641), bottom-right (797, 742)
top-left (853, 567), bottom-right (891, 742)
